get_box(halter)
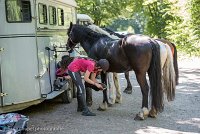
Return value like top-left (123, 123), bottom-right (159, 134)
top-left (69, 37), bottom-right (78, 45)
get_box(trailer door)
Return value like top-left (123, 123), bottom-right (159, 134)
top-left (0, 0), bottom-right (41, 107)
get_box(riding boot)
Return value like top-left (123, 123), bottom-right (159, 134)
top-left (77, 96), bottom-right (83, 112)
top-left (78, 94), bottom-right (96, 116)
top-left (86, 87), bottom-right (93, 107)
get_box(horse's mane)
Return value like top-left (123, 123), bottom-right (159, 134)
top-left (87, 24), bottom-right (119, 40)
top-left (73, 24), bottom-right (108, 39)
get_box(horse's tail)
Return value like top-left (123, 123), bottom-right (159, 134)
top-left (148, 40), bottom-right (163, 112)
top-left (171, 42), bottom-right (179, 85)
top-left (163, 44), bottom-right (176, 101)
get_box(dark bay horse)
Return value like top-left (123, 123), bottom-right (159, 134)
top-left (102, 28), bottom-right (179, 94)
top-left (67, 23), bottom-right (176, 120)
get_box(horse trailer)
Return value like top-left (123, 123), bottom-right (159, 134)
top-left (0, 0), bottom-right (77, 113)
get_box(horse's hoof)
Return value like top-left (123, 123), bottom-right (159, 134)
top-left (107, 103), bottom-right (113, 107)
top-left (115, 99), bottom-right (122, 104)
top-left (149, 109), bottom-right (157, 118)
top-left (134, 114), bottom-right (145, 121)
top-left (123, 89), bottom-right (132, 94)
top-left (148, 113), bottom-right (157, 118)
top-left (97, 107), bottom-right (106, 111)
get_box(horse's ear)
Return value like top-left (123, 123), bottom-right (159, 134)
top-left (70, 22), bottom-right (73, 27)
top-left (118, 39), bottom-right (123, 47)
top-left (67, 22), bottom-right (73, 35)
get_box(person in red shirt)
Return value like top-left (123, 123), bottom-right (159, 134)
top-left (68, 58), bottom-right (109, 116)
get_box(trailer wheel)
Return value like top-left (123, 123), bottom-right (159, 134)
top-left (61, 80), bottom-right (73, 103)
top-left (61, 88), bottom-right (73, 103)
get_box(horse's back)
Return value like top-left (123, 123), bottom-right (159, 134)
top-left (156, 38), bottom-right (175, 55)
top-left (122, 35), bottom-right (154, 72)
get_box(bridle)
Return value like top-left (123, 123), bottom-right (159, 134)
top-left (68, 28), bottom-right (79, 46)
top-left (67, 27), bottom-right (79, 53)
top-left (68, 36), bottom-right (78, 46)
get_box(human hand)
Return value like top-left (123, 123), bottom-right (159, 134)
top-left (94, 83), bottom-right (104, 90)
top-left (64, 76), bottom-right (71, 80)
top-left (99, 83), bottom-right (107, 90)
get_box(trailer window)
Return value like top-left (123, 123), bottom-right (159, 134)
top-left (38, 3), bottom-right (47, 24)
top-left (49, 6), bottom-right (56, 25)
top-left (6, 0), bottom-right (31, 22)
top-left (58, 8), bottom-right (64, 26)
top-left (66, 7), bottom-right (72, 27)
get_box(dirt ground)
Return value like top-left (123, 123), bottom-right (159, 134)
top-left (20, 56), bottom-right (200, 134)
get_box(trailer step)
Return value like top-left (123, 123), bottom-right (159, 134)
top-left (45, 90), bottom-right (65, 100)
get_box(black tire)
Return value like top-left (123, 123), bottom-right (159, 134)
top-left (61, 80), bottom-right (73, 103)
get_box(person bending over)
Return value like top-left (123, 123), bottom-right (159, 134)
top-left (68, 58), bottom-right (109, 116)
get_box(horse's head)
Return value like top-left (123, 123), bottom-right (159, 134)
top-left (67, 22), bottom-right (80, 51)
top-left (67, 23), bottom-right (110, 55)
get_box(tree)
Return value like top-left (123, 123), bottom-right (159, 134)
top-left (76, 0), bottom-right (132, 26)
top-left (190, 0), bottom-right (200, 37)
top-left (165, 0), bottom-right (200, 55)
top-left (131, 0), bottom-right (179, 38)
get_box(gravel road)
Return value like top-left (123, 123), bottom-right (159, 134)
top-left (20, 57), bottom-right (200, 134)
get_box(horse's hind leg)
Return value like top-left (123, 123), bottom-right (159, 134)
top-left (123, 71), bottom-right (133, 94)
top-left (134, 72), bottom-right (150, 120)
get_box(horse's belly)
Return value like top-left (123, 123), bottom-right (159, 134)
top-left (108, 60), bottom-right (130, 73)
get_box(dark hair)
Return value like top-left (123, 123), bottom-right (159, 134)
top-left (96, 59), bottom-right (109, 72)
top-left (60, 56), bottom-right (74, 69)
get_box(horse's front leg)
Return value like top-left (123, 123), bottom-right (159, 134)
top-left (123, 71), bottom-right (133, 94)
top-left (97, 72), bottom-right (110, 111)
top-left (134, 73), bottom-right (150, 120)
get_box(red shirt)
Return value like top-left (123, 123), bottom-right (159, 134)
top-left (68, 58), bottom-right (96, 72)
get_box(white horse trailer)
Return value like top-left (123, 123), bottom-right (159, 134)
top-left (0, 0), bottom-right (77, 113)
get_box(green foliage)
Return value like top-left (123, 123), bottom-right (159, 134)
top-left (141, 0), bottom-right (178, 38)
top-left (76, 0), bottom-right (132, 26)
top-left (190, 0), bottom-right (200, 37)
top-left (107, 13), bottom-right (145, 34)
top-left (189, 0), bottom-right (200, 55)
top-left (165, 0), bottom-right (200, 56)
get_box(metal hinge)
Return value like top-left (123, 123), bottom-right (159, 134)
top-left (0, 47), bottom-right (4, 52)
top-left (0, 93), bottom-right (8, 97)
top-left (35, 74), bottom-right (42, 79)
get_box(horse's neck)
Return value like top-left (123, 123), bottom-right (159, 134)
top-left (80, 41), bottom-right (97, 58)
top-left (81, 38), bottom-right (111, 60)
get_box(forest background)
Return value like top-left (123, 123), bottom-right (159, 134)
top-left (76, 0), bottom-right (200, 56)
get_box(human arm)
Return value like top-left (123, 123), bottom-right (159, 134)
top-left (90, 72), bottom-right (98, 83)
top-left (84, 70), bottom-right (103, 89)
top-left (56, 68), bottom-right (70, 79)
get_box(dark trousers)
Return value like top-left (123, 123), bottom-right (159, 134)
top-left (68, 70), bottom-right (88, 111)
